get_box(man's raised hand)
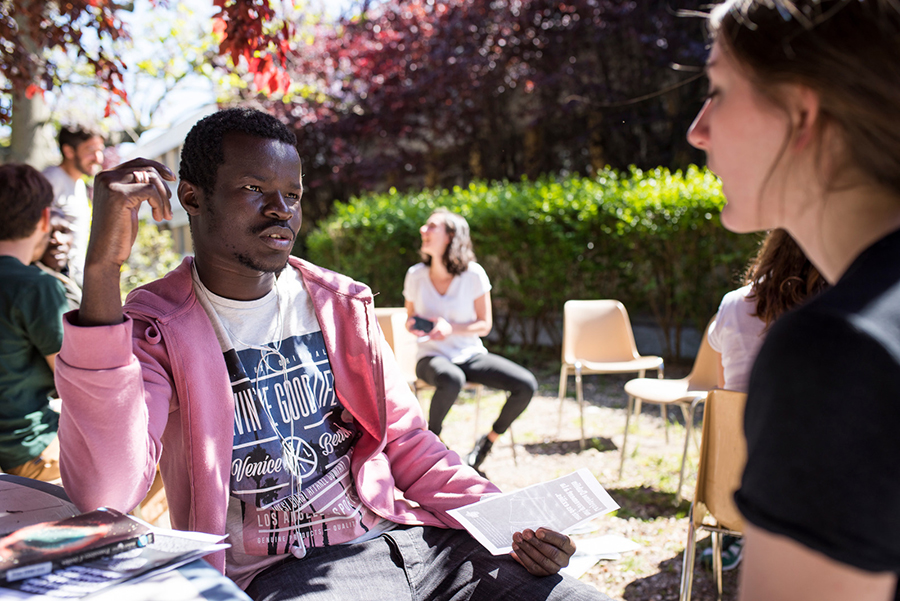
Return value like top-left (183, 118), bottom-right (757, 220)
top-left (87, 159), bottom-right (175, 270)
top-left (79, 159), bottom-right (175, 327)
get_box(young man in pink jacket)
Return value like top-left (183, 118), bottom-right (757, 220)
top-left (55, 108), bottom-right (609, 600)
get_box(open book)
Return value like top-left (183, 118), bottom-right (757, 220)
top-left (0, 508), bottom-right (153, 583)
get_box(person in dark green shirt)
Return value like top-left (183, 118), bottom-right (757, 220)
top-left (0, 164), bottom-right (68, 480)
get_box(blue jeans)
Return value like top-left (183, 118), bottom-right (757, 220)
top-left (416, 353), bottom-right (537, 437)
top-left (244, 526), bottom-right (611, 601)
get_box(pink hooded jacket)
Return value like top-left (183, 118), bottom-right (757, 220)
top-left (55, 257), bottom-right (499, 573)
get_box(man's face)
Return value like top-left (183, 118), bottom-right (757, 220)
top-left (41, 215), bottom-right (74, 272)
top-left (65, 135), bottom-right (105, 177)
top-left (191, 132), bottom-right (303, 286)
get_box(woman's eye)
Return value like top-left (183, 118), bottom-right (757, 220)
top-left (244, 185), bottom-right (262, 192)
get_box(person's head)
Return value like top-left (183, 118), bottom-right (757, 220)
top-left (179, 107), bottom-right (299, 199)
top-left (38, 209), bottom-right (74, 272)
top-left (744, 228), bottom-right (827, 327)
top-left (58, 125), bottom-right (105, 177)
top-left (0, 164), bottom-right (53, 244)
top-left (419, 208), bottom-right (476, 276)
top-left (177, 108), bottom-right (302, 295)
top-left (687, 0), bottom-right (900, 233)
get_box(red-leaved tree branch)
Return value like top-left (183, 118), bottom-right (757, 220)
top-left (0, 0), bottom-right (130, 121)
top-left (212, 0), bottom-right (295, 95)
top-left (0, 0), bottom-right (298, 123)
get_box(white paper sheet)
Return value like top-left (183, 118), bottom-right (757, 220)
top-left (561, 534), bottom-right (642, 578)
top-left (448, 468), bottom-right (620, 555)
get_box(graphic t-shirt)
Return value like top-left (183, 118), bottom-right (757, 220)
top-left (191, 266), bottom-right (390, 589)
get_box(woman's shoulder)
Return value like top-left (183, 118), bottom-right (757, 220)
top-left (715, 284), bottom-right (758, 324)
top-left (719, 284), bottom-right (754, 309)
top-left (462, 261), bottom-right (488, 277)
top-left (406, 262), bottom-right (429, 278)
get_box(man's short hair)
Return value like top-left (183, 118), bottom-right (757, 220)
top-left (58, 125), bottom-right (103, 152)
top-left (179, 107), bottom-right (298, 196)
top-left (0, 164), bottom-right (53, 241)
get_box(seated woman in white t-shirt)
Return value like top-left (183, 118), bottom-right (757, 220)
top-left (403, 209), bottom-right (537, 472)
top-left (705, 228), bottom-right (826, 569)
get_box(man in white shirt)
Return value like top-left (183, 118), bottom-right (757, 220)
top-left (41, 126), bottom-right (105, 287)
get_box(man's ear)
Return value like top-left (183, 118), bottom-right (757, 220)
top-left (61, 144), bottom-right (76, 161)
top-left (178, 180), bottom-right (203, 217)
top-left (38, 207), bottom-right (52, 233)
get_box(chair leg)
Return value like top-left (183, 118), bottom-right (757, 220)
top-left (619, 394), bottom-right (634, 479)
top-left (557, 365), bottom-right (569, 434)
top-left (662, 405), bottom-right (669, 444)
top-left (712, 531), bottom-right (724, 601)
top-left (676, 400), bottom-right (699, 504)
top-left (473, 386), bottom-right (483, 443)
top-left (575, 362), bottom-right (585, 450)
top-left (508, 425), bottom-right (518, 466)
top-left (678, 507), bottom-right (698, 601)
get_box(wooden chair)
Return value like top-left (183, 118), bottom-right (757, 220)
top-left (558, 300), bottom-right (664, 448)
top-left (388, 311), bottom-right (516, 463)
top-left (132, 467), bottom-right (169, 526)
top-left (679, 389), bottom-right (747, 601)
top-left (374, 306), bottom-right (408, 353)
top-left (620, 316), bottom-right (719, 502)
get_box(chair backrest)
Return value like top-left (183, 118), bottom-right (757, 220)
top-left (686, 315), bottom-right (720, 392)
top-left (562, 300), bottom-right (641, 365)
top-left (375, 307), bottom-right (407, 353)
top-left (389, 311), bottom-right (420, 387)
top-left (693, 389), bottom-right (748, 532)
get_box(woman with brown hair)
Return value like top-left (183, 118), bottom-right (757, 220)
top-left (403, 209), bottom-right (537, 471)
top-left (688, 1), bottom-right (900, 599)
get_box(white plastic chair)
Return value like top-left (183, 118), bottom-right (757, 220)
top-left (620, 316), bottom-right (718, 502)
top-left (558, 300), bottom-right (664, 448)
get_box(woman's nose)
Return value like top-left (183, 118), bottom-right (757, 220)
top-left (687, 102), bottom-right (710, 150)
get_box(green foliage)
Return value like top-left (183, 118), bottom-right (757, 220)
top-left (306, 166), bottom-right (762, 359)
top-left (120, 219), bottom-right (182, 298)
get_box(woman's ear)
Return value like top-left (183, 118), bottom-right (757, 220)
top-left (178, 180), bottom-right (202, 217)
top-left (789, 85), bottom-right (822, 152)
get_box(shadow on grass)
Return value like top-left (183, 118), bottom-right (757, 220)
top-left (522, 436), bottom-right (617, 455)
top-left (607, 485), bottom-right (691, 520)
top-left (622, 551), bottom-right (739, 601)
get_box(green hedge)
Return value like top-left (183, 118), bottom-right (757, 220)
top-left (306, 166), bottom-right (762, 359)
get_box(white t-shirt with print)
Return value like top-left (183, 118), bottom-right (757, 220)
top-left (707, 284), bottom-right (767, 393)
top-left (192, 266), bottom-right (392, 590)
top-left (402, 261), bottom-right (491, 364)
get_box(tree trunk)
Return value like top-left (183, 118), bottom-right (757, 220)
top-left (10, 90), bottom-right (58, 168)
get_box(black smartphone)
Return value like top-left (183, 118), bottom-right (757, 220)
top-left (413, 316), bottom-right (435, 333)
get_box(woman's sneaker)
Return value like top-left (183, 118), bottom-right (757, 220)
top-left (466, 435), bottom-right (493, 471)
top-left (700, 536), bottom-right (743, 571)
